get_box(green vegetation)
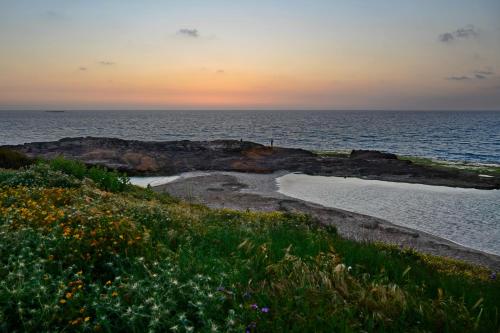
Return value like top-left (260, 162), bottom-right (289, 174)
top-left (48, 157), bottom-right (130, 192)
top-left (399, 156), bottom-right (500, 177)
top-left (0, 148), bottom-right (33, 169)
top-left (0, 161), bottom-right (498, 332)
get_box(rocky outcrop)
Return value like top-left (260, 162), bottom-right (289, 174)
top-left (4, 136), bottom-right (500, 189)
top-left (350, 149), bottom-right (398, 160)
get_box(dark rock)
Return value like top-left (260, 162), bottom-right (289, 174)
top-left (350, 150), bottom-right (398, 160)
top-left (3, 137), bottom-right (499, 189)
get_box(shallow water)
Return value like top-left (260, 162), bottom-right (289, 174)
top-left (277, 174), bottom-right (500, 255)
top-left (129, 176), bottom-right (179, 187)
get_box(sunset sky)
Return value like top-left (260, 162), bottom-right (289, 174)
top-left (1, 0), bottom-right (499, 110)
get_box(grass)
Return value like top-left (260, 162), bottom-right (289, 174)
top-left (0, 160), bottom-right (499, 332)
top-left (314, 149), bottom-right (500, 177)
top-left (398, 156), bottom-right (500, 177)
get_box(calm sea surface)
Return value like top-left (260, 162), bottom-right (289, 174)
top-left (1, 110), bottom-right (499, 164)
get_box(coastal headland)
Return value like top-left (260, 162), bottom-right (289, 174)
top-left (3, 137), bottom-right (499, 269)
top-left (4, 136), bottom-right (500, 189)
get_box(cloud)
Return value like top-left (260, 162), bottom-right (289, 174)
top-left (475, 70), bottom-right (494, 76)
top-left (439, 33), bottom-right (454, 43)
top-left (177, 28), bottom-right (199, 38)
top-left (438, 25), bottom-right (479, 43)
top-left (216, 69), bottom-right (225, 74)
top-left (446, 76), bottom-right (471, 81)
top-left (446, 69), bottom-right (494, 81)
top-left (79, 67), bottom-right (87, 71)
top-left (98, 61), bottom-right (115, 66)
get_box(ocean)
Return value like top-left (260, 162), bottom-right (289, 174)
top-left (1, 110), bottom-right (499, 164)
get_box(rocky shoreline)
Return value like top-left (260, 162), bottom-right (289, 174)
top-left (4, 136), bottom-right (499, 189)
top-left (153, 172), bottom-right (500, 271)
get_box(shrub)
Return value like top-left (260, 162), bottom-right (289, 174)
top-left (0, 148), bottom-right (33, 169)
top-left (49, 157), bottom-right (87, 179)
top-left (47, 157), bottom-right (129, 192)
top-left (0, 163), bottom-right (81, 188)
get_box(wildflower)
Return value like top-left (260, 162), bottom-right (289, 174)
top-left (111, 291), bottom-right (118, 297)
top-left (84, 317), bottom-right (90, 322)
top-left (245, 322), bottom-right (257, 333)
top-left (261, 307), bottom-right (270, 313)
top-left (334, 263), bottom-right (346, 273)
top-left (250, 303), bottom-right (258, 310)
top-left (59, 299), bottom-right (66, 304)
top-left (491, 272), bottom-right (497, 280)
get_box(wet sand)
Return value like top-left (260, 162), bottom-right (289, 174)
top-left (153, 171), bottom-right (500, 271)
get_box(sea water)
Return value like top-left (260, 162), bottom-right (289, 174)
top-left (1, 110), bottom-right (499, 164)
top-left (277, 174), bottom-right (500, 255)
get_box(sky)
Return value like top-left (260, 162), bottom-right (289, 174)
top-left (0, 0), bottom-right (499, 110)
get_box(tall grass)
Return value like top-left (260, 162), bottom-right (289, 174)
top-left (47, 157), bottom-right (130, 192)
top-left (0, 161), bottom-right (498, 332)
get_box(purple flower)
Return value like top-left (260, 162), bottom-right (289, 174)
top-left (261, 307), bottom-right (270, 313)
top-left (245, 322), bottom-right (257, 332)
top-left (490, 272), bottom-right (497, 280)
top-left (250, 303), bottom-right (259, 310)
top-left (217, 286), bottom-right (225, 291)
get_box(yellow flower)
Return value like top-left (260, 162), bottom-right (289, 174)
top-left (84, 317), bottom-right (90, 322)
top-left (111, 291), bottom-right (118, 297)
top-left (59, 299), bottom-right (66, 304)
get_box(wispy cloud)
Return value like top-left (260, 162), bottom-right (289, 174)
top-left (177, 28), bottom-right (199, 38)
top-left (446, 76), bottom-right (471, 81)
top-left (438, 25), bottom-right (479, 43)
top-left (216, 69), bottom-right (225, 74)
top-left (98, 61), bottom-right (115, 66)
top-left (79, 67), bottom-right (87, 71)
top-left (475, 70), bottom-right (494, 76)
top-left (446, 69), bottom-right (494, 81)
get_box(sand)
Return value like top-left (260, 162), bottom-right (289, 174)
top-left (150, 171), bottom-right (500, 271)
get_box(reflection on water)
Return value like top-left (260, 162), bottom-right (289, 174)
top-left (277, 174), bottom-right (500, 255)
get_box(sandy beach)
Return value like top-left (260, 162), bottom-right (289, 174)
top-left (148, 171), bottom-right (500, 271)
